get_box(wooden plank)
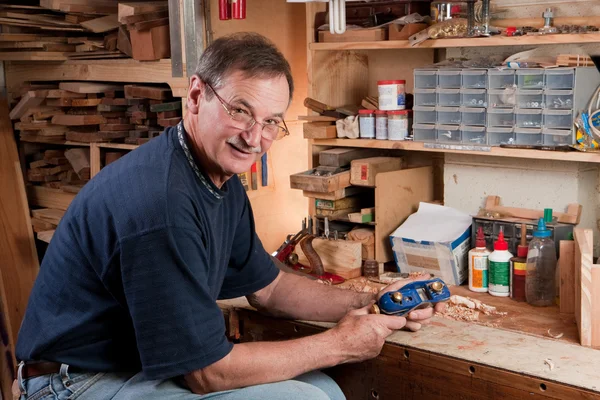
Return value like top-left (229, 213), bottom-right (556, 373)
top-left (315, 196), bottom-right (364, 211)
top-left (295, 238), bottom-right (362, 275)
top-left (559, 240), bottom-right (576, 315)
top-left (52, 114), bottom-right (107, 126)
top-left (483, 195), bottom-right (582, 225)
top-left (0, 51), bottom-right (71, 61)
top-left (129, 24), bottom-right (170, 61)
top-left (118, 1), bottom-right (168, 24)
top-left (70, 98), bottom-right (103, 107)
top-left (303, 122), bottom-right (336, 139)
top-left (289, 169), bottom-right (351, 193)
top-left (80, 14), bottom-right (119, 33)
top-left (31, 217), bottom-right (57, 231)
top-left (37, 230), bottom-right (55, 243)
top-left (31, 208), bottom-right (65, 225)
top-left (318, 28), bottom-right (386, 43)
top-left (0, 265), bottom-right (16, 400)
top-left (46, 89), bottom-right (87, 99)
top-left (319, 147), bottom-right (387, 167)
top-left (27, 185), bottom-right (74, 211)
top-left (350, 157), bottom-right (404, 187)
top-left (0, 33), bottom-right (68, 42)
top-left (302, 186), bottom-right (367, 201)
top-left (124, 84), bottom-right (171, 100)
top-left (59, 81), bottom-right (123, 94)
top-left (9, 90), bottom-right (47, 120)
top-left (0, 98), bottom-right (40, 353)
top-left (375, 166), bottom-right (434, 262)
top-left (131, 17), bottom-right (169, 31)
top-left (122, 10), bottom-right (168, 24)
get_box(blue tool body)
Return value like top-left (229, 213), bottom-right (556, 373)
top-left (377, 278), bottom-right (451, 316)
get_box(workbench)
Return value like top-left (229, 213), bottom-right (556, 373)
top-left (219, 285), bottom-right (600, 400)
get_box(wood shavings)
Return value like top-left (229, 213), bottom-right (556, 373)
top-left (544, 358), bottom-right (555, 371)
top-left (449, 295), bottom-right (506, 316)
top-left (335, 277), bottom-right (383, 294)
top-left (316, 279), bottom-right (332, 286)
top-left (441, 295), bottom-right (507, 323)
top-left (547, 329), bottom-right (564, 339)
top-left (440, 303), bottom-right (481, 322)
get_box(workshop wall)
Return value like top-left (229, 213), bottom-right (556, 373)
top-left (444, 0), bottom-right (600, 254)
top-left (209, 0), bottom-right (308, 253)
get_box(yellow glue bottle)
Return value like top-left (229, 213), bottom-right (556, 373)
top-left (469, 227), bottom-right (491, 293)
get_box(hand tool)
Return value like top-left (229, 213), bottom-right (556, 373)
top-left (238, 172), bottom-right (249, 191)
top-left (324, 217), bottom-right (330, 240)
top-left (232, 0), bottom-right (245, 19)
top-left (219, 0), bottom-right (230, 20)
top-left (370, 278), bottom-right (451, 316)
top-left (251, 162), bottom-right (258, 190)
top-left (261, 153), bottom-right (268, 186)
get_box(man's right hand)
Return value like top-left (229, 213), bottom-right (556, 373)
top-left (328, 301), bottom-right (406, 364)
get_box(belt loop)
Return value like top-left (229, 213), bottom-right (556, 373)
top-left (17, 361), bottom-right (27, 395)
top-left (60, 363), bottom-right (71, 387)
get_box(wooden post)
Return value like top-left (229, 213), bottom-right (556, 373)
top-left (90, 143), bottom-right (101, 178)
top-left (559, 240), bottom-right (575, 315)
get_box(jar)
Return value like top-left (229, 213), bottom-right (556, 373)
top-left (375, 110), bottom-right (388, 140)
top-left (358, 109), bottom-right (375, 139)
top-left (363, 259), bottom-right (379, 278)
top-left (387, 110), bottom-right (409, 141)
top-left (378, 80), bottom-right (406, 111)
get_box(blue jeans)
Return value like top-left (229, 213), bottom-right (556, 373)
top-left (17, 364), bottom-right (345, 400)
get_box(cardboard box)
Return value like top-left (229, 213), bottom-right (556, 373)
top-left (350, 157), bottom-right (404, 187)
top-left (389, 203), bottom-right (472, 285)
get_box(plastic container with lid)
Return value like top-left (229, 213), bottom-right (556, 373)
top-left (375, 110), bottom-right (388, 140)
top-left (378, 80), bottom-right (406, 111)
top-left (542, 128), bottom-right (572, 146)
top-left (358, 109), bottom-right (375, 139)
top-left (543, 109), bottom-right (573, 129)
top-left (526, 218), bottom-right (557, 306)
top-left (387, 110), bottom-right (409, 141)
top-left (489, 229), bottom-right (513, 297)
top-left (510, 224), bottom-right (529, 302)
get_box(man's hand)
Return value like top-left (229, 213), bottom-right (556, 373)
top-left (376, 274), bottom-right (447, 332)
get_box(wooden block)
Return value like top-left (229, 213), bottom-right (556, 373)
top-left (99, 124), bottom-right (135, 131)
top-left (350, 157), bottom-right (404, 187)
top-left (52, 114), bottom-right (107, 126)
top-left (117, 25), bottom-right (133, 57)
top-left (128, 130), bottom-right (148, 139)
top-left (31, 217), bottom-right (56, 232)
top-left (482, 196), bottom-right (583, 225)
top-left (347, 227), bottom-right (376, 260)
top-left (9, 90), bottom-right (47, 120)
top-left (31, 208), bottom-right (65, 225)
top-left (157, 110), bottom-right (180, 119)
top-left (46, 90), bottom-right (87, 99)
top-left (105, 152), bottom-right (123, 165)
top-left (14, 121), bottom-right (50, 131)
top-left (33, 108), bottom-right (65, 120)
top-left (149, 101), bottom-right (181, 113)
top-left (97, 104), bottom-right (128, 112)
top-left (559, 240), bottom-right (576, 315)
top-left (124, 84), bottom-right (171, 100)
top-left (30, 159), bottom-right (48, 169)
top-left (316, 207), bottom-right (360, 220)
top-left (348, 212), bottom-right (373, 224)
top-left (81, 14), bottom-right (119, 33)
top-left (130, 17), bottom-right (169, 31)
top-left (123, 10), bottom-right (168, 24)
top-left (130, 110), bottom-right (155, 119)
top-left (315, 196), bottom-right (364, 211)
top-left (27, 171), bottom-right (60, 182)
top-left (61, 184), bottom-right (84, 194)
top-left (96, 131), bottom-right (129, 140)
top-left (318, 28), bottom-right (386, 43)
top-left (296, 238), bottom-right (363, 273)
top-left (129, 24), bottom-right (170, 61)
top-left (303, 122), bottom-right (336, 139)
top-left (64, 148), bottom-right (90, 175)
top-left (101, 98), bottom-right (144, 106)
top-left (71, 98), bottom-right (103, 107)
top-left (45, 98), bottom-right (72, 107)
top-left (100, 111), bottom-right (128, 118)
top-left (118, 1), bottom-right (168, 24)
top-left (157, 117), bottom-right (181, 127)
top-left (290, 169), bottom-right (351, 193)
top-left (573, 228), bottom-right (600, 349)
top-left (319, 148), bottom-right (387, 167)
top-left (105, 117), bottom-right (131, 124)
top-left (58, 82), bottom-right (123, 94)
top-left (37, 230), bottom-right (55, 244)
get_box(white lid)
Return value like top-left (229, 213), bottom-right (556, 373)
top-left (544, 89), bottom-right (574, 95)
top-left (436, 124), bottom-right (460, 130)
top-left (516, 69), bottom-right (544, 75)
top-left (461, 70), bottom-right (487, 75)
top-left (515, 108), bottom-right (543, 115)
top-left (414, 88), bottom-right (436, 93)
top-left (542, 128), bottom-right (572, 136)
top-left (543, 109), bottom-right (573, 115)
top-left (413, 123), bottom-right (436, 129)
top-left (487, 108), bottom-right (514, 114)
top-left (516, 89), bottom-right (543, 95)
top-left (487, 126), bottom-right (514, 133)
top-left (515, 127), bottom-right (542, 134)
top-left (461, 88), bottom-right (486, 94)
top-left (488, 68), bottom-right (515, 75)
top-left (436, 106), bottom-right (460, 112)
top-left (436, 88), bottom-right (461, 94)
top-left (460, 124), bottom-right (485, 132)
top-left (545, 68), bottom-right (575, 75)
top-left (437, 70), bottom-right (461, 76)
top-left (460, 107), bottom-right (485, 113)
top-left (488, 88), bottom-right (515, 94)
top-left (413, 106), bottom-right (436, 112)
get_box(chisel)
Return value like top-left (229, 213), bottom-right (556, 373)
top-left (261, 153), bottom-right (268, 186)
top-left (251, 162), bottom-right (258, 190)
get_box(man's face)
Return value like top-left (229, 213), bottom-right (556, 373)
top-left (193, 71), bottom-right (289, 177)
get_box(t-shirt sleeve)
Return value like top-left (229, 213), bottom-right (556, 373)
top-left (218, 198), bottom-right (280, 300)
top-left (119, 227), bottom-right (232, 380)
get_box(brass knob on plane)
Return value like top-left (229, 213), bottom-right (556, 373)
top-left (370, 303), bottom-right (381, 314)
top-left (430, 281), bottom-right (444, 293)
top-left (391, 292), bottom-right (403, 303)
top-left (287, 253), bottom-right (299, 265)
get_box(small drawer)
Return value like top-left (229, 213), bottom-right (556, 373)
top-left (488, 69), bottom-right (515, 89)
top-left (436, 124), bottom-right (461, 142)
top-left (414, 89), bottom-right (437, 106)
top-left (412, 123), bottom-right (436, 142)
top-left (460, 107), bottom-right (486, 126)
top-left (437, 70), bottom-right (462, 89)
top-left (488, 127), bottom-right (515, 146)
top-left (413, 106), bottom-right (436, 124)
top-left (516, 109), bottom-right (543, 128)
top-left (545, 68), bottom-right (575, 89)
top-left (461, 89), bottom-right (487, 107)
top-left (461, 69), bottom-right (487, 89)
top-left (436, 106), bottom-right (461, 125)
top-left (461, 125), bottom-right (486, 145)
top-left (437, 89), bottom-right (461, 106)
top-left (542, 128), bottom-right (573, 146)
top-left (515, 128), bottom-right (543, 145)
top-left (414, 70), bottom-right (437, 89)
top-left (488, 88), bottom-right (516, 108)
top-left (517, 69), bottom-right (545, 89)
top-left (516, 89), bottom-right (544, 108)
top-left (543, 109), bottom-right (573, 129)
top-left (487, 108), bottom-right (515, 127)
top-left (544, 89), bottom-right (574, 110)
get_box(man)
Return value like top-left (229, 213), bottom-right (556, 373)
top-left (15, 33), bottom-right (443, 400)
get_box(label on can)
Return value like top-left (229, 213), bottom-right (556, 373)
top-left (489, 260), bottom-right (510, 293)
top-left (471, 255), bottom-right (489, 289)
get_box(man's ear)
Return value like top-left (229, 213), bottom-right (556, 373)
top-left (186, 75), bottom-right (205, 115)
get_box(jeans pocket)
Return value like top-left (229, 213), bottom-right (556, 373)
top-left (63, 372), bottom-right (105, 400)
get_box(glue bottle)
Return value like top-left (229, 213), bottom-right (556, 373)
top-left (468, 227), bottom-right (491, 293)
top-left (489, 228), bottom-right (513, 297)
top-left (526, 218), bottom-right (557, 307)
top-left (510, 223), bottom-right (528, 302)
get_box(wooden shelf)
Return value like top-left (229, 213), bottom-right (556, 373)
top-left (310, 33), bottom-right (600, 51)
top-left (311, 138), bottom-right (600, 163)
top-left (19, 138), bottom-right (89, 147)
top-left (97, 143), bottom-right (139, 150)
top-left (5, 59), bottom-right (188, 97)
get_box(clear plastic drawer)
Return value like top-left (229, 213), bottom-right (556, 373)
top-left (488, 88), bottom-right (516, 108)
top-left (488, 69), bottom-right (515, 89)
top-left (545, 68), bottom-right (575, 90)
top-left (487, 108), bottom-right (515, 127)
top-left (515, 109), bottom-right (543, 128)
top-left (461, 70), bottom-right (487, 89)
top-left (515, 128), bottom-right (543, 145)
top-left (542, 128), bottom-right (573, 146)
top-left (436, 124), bottom-right (461, 142)
top-left (544, 89), bottom-right (574, 110)
top-left (437, 70), bottom-right (462, 89)
top-left (436, 106), bottom-right (461, 125)
top-left (413, 106), bottom-right (436, 124)
top-left (543, 109), bottom-right (573, 129)
top-left (461, 89), bottom-right (487, 107)
top-left (460, 107), bottom-right (486, 126)
top-left (517, 69), bottom-right (544, 89)
top-left (414, 70), bottom-right (437, 89)
top-left (461, 125), bottom-right (486, 145)
top-left (488, 127), bottom-right (515, 146)
top-left (516, 89), bottom-right (544, 108)
top-left (414, 89), bottom-right (437, 106)
top-left (412, 123), bottom-right (436, 142)
top-left (437, 89), bottom-right (461, 107)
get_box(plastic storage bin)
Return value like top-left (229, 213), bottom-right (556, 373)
top-left (414, 89), bottom-right (437, 106)
top-left (412, 123), bottom-right (436, 142)
top-left (487, 108), bottom-right (515, 127)
top-left (436, 106), bottom-right (461, 124)
top-left (517, 69), bottom-right (544, 89)
top-left (544, 89), bottom-right (574, 109)
top-left (543, 109), bottom-right (573, 129)
top-left (545, 68), bottom-right (575, 89)
top-left (437, 89), bottom-right (461, 106)
top-left (436, 124), bottom-right (461, 142)
top-left (460, 107), bottom-right (486, 126)
top-left (488, 127), bottom-right (515, 145)
top-left (488, 88), bottom-right (516, 108)
top-left (461, 125), bottom-right (486, 145)
top-left (413, 106), bottom-right (436, 124)
top-left (516, 89), bottom-right (544, 108)
top-left (437, 70), bottom-right (462, 89)
top-left (488, 69), bottom-right (515, 89)
top-left (516, 109), bottom-right (543, 128)
top-left (543, 128), bottom-right (573, 146)
top-left (414, 70), bottom-right (437, 89)
top-left (461, 89), bottom-right (487, 107)
top-left (515, 128), bottom-right (543, 145)
top-left (462, 70), bottom-right (487, 89)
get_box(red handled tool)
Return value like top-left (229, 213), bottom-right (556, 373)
top-left (219, 0), bottom-right (230, 20)
top-left (232, 0), bottom-right (246, 19)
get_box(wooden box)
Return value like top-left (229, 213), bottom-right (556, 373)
top-left (388, 23), bottom-right (428, 40)
top-left (129, 24), bottom-right (170, 61)
top-left (319, 147), bottom-right (387, 167)
top-left (350, 157), bottom-right (404, 187)
top-left (296, 238), bottom-right (363, 279)
top-left (318, 27), bottom-right (386, 43)
top-left (290, 168), bottom-right (350, 193)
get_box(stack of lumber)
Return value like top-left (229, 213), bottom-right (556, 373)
top-left (26, 147), bottom-right (90, 191)
top-left (30, 208), bottom-right (65, 243)
top-left (117, 1), bottom-right (170, 61)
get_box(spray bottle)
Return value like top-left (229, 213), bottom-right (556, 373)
top-left (469, 227), bottom-right (491, 293)
top-left (489, 228), bottom-right (513, 297)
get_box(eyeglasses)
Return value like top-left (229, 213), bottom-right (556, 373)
top-left (206, 83), bottom-right (289, 141)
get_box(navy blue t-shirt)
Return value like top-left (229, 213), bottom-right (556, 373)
top-left (16, 124), bottom-right (279, 380)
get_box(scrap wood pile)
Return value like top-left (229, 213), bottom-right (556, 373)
top-left (10, 81), bottom-right (181, 145)
top-left (0, 1), bottom-right (169, 61)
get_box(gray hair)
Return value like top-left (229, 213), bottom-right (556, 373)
top-left (196, 32), bottom-right (294, 103)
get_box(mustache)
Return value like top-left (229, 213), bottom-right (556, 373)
top-left (226, 136), bottom-right (262, 154)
